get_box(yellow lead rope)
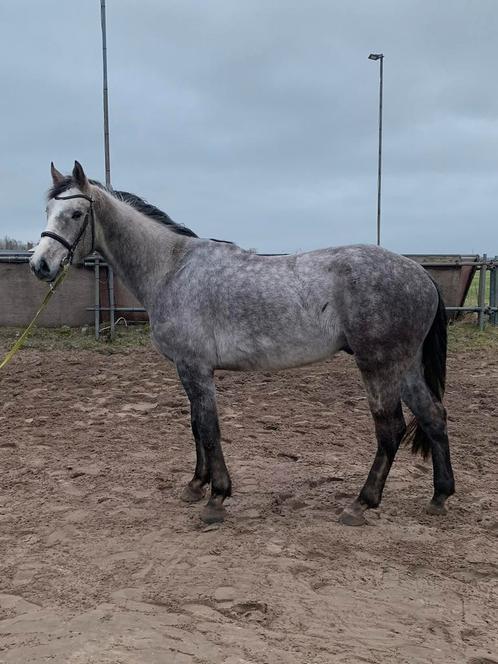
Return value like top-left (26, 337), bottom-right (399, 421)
top-left (0, 263), bottom-right (70, 370)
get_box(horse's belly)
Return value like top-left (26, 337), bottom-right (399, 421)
top-left (216, 329), bottom-right (343, 371)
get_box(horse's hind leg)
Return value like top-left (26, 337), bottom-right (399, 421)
top-left (401, 367), bottom-right (455, 515)
top-left (176, 362), bottom-right (232, 523)
top-left (339, 366), bottom-right (406, 526)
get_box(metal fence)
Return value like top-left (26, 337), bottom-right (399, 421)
top-left (83, 254), bottom-right (146, 339)
top-left (408, 254), bottom-right (498, 331)
top-left (447, 255), bottom-right (498, 330)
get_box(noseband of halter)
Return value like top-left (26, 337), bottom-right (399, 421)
top-left (40, 193), bottom-right (95, 265)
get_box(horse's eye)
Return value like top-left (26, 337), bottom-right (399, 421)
top-left (72, 210), bottom-right (83, 219)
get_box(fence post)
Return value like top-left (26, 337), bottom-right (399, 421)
top-left (478, 253), bottom-right (487, 331)
top-left (490, 257), bottom-right (497, 326)
top-left (108, 265), bottom-right (115, 339)
top-left (94, 256), bottom-right (100, 340)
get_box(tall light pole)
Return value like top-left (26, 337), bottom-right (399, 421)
top-left (100, 0), bottom-right (111, 189)
top-left (100, 0), bottom-right (115, 339)
top-left (368, 53), bottom-right (383, 246)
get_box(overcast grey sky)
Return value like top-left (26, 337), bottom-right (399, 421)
top-left (1, 0), bottom-right (497, 254)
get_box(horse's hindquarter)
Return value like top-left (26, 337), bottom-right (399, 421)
top-left (152, 243), bottom-right (346, 371)
top-left (329, 245), bottom-right (439, 363)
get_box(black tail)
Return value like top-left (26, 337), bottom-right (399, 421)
top-left (406, 281), bottom-right (447, 458)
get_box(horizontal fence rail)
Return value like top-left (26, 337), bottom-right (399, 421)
top-left (1, 251), bottom-right (497, 336)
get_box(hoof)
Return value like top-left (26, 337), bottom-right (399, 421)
top-left (426, 500), bottom-right (447, 516)
top-left (200, 503), bottom-right (226, 524)
top-left (180, 482), bottom-right (206, 503)
top-left (338, 507), bottom-right (367, 527)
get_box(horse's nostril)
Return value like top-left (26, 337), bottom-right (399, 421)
top-left (39, 258), bottom-right (50, 278)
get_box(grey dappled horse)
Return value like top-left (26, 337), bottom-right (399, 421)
top-left (31, 162), bottom-right (455, 525)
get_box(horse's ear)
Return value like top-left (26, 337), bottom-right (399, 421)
top-left (50, 162), bottom-right (64, 185)
top-left (72, 160), bottom-right (88, 189)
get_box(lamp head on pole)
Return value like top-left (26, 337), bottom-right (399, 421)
top-left (368, 53), bottom-right (383, 61)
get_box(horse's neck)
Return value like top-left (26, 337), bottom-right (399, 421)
top-left (92, 188), bottom-right (188, 309)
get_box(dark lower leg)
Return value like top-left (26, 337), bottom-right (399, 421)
top-left (427, 423), bottom-right (455, 515)
top-left (403, 386), bottom-right (455, 514)
top-left (340, 403), bottom-right (405, 526)
top-left (402, 384), bottom-right (455, 515)
top-left (201, 434), bottom-right (232, 524)
top-left (181, 422), bottom-right (210, 503)
top-left (190, 416), bottom-right (231, 522)
top-left (177, 364), bottom-right (232, 522)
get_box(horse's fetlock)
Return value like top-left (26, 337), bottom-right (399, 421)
top-left (195, 470), bottom-right (210, 485)
top-left (435, 478), bottom-right (455, 498)
top-left (359, 488), bottom-right (380, 509)
top-left (212, 477), bottom-right (231, 499)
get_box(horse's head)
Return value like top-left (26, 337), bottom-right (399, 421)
top-left (30, 161), bottom-right (95, 281)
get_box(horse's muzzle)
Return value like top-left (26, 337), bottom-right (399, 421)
top-left (30, 256), bottom-right (56, 282)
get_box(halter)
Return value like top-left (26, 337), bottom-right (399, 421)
top-left (40, 193), bottom-right (95, 265)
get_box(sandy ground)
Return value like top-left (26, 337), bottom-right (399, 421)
top-left (0, 340), bottom-right (497, 664)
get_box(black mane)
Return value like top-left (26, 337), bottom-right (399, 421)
top-left (47, 177), bottom-right (198, 238)
top-left (113, 190), bottom-right (198, 238)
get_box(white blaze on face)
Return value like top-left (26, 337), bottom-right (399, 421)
top-left (30, 188), bottom-right (89, 281)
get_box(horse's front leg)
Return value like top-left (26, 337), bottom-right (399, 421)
top-left (177, 362), bottom-right (232, 523)
top-left (180, 418), bottom-right (210, 503)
